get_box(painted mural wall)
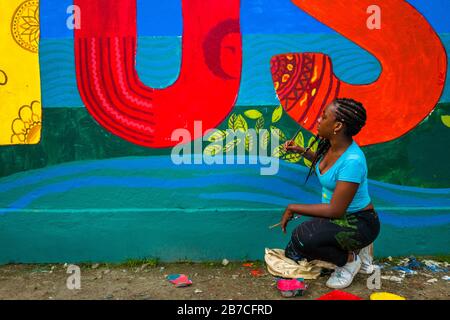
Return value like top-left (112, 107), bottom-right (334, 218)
top-left (0, 0), bottom-right (449, 263)
top-left (0, 0), bottom-right (42, 146)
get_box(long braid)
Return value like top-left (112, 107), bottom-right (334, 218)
top-left (305, 98), bottom-right (367, 183)
top-left (305, 136), bottom-right (330, 183)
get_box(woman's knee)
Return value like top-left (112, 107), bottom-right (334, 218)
top-left (290, 224), bottom-right (316, 251)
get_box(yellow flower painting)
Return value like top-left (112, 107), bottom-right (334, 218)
top-left (0, 0), bottom-right (42, 146)
top-left (11, 101), bottom-right (42, 144)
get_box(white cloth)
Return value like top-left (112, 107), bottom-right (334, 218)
top-left (264, 248), bottom-right (336, 280)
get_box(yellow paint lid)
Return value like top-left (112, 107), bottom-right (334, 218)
top-left (370, 292), bottom-right (406, 300)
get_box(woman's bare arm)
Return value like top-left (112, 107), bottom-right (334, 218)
top-left (280, 181), bottom-right (359, 233)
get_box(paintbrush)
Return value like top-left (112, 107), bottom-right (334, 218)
top-left (269, 215), bottom-right (302, 229)
top-left (270, 129), bottom-right (318, 230)
top-left (283, 127), bottom-right (307, 153)
top-left (287, 128), bottom-right (303, 146)
top-left (268, 128), bottom-right (305, 230)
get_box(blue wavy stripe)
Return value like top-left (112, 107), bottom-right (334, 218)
top-left (369, 185), bottom-right (450, 207)
top-left (39, 34), bottom-right (450, 107)
top-left (1, 155), bottom-right (449, 196)
top-left (2, 174), bottom-right (449, 227)
top-left (369, 179), bottom-right (450, 194)
top-left (1, 155), bottom-right (448, 187)
top-left (0, 156), bottom-right (282, 193)
top-left (40, 0), bottom-right (450, 38)
top-left (200, 192), bottom-right (300, 207)
top-left (0, 156), bottom-right (449, 228)
top-left (3, 175), bottom-right (309, 210)
top-left (199, 192), bottom-right (450, 227)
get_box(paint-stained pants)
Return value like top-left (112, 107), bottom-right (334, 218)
top-left (285, 209), bottom-right (380, 267)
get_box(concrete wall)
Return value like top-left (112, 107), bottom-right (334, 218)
top-left (0, 0), bottom-right (449, 263)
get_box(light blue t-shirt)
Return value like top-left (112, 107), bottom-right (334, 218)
top-left (315, 141), bottom-right (371, 213)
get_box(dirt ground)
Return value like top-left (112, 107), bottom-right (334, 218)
top-left (0, 258), bottom-right (448, 300)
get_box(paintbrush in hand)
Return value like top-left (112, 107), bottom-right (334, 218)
top-left (269, 215), bottom-right (302, 229)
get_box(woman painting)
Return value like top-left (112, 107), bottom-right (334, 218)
top-left (281, 98), bottom-right (380, 289)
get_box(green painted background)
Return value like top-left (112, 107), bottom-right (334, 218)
top-left (2, 103), bottom-right (449, 188)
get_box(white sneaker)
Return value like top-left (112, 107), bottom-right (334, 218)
top-left (326, 255), bottom-right (361, 289)
top-left (359, 245), bottom-right (375, 274)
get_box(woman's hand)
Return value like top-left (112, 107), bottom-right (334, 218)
top-left (283, 140), bottom-right (304, 154)
top-left (280, 207), bottom-right (295, 234)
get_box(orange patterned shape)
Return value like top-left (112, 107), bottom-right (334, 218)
top-left (271, 0), bottom-right (447, 146)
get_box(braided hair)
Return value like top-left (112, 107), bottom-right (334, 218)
top-left (305, 98), bottom-right (367, 183)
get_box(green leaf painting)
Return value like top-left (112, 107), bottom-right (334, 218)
top-left (260, 130), bottom-right (270, 149)
top-left (204, 107), bottom-right (303, 157)
top-left (442, 115), bottom-right (450, 128)
top-left (228, 114), bottom-right (248, 132)
top-left (294, 131), bottom-right (305, 148)
top-left (204, 144), bottom-right (222, 156)
top-left (207, 130), bottom-right (229, 143)
top-left (244, 109), bottom-right (263, 119)
top-left (255, 117), bottom-right (265, 133)
top-left (245, 133), bottom-right (254, 152)
top-left (272, 105), bottom-right (283, 123)
top-left (270, 126), bottom-right (287, 142)
top-left (224, 138), bottom-right (242, 153)
top-left (272, 145), bottom-right (286, 158)
top-left (284, 152), bottom-right (301, 163)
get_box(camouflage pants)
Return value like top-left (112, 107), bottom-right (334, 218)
top-left (285, 209), bottom-right (380, 267)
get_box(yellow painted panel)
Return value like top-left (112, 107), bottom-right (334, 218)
top-left (0, 0), bottom-right (41, 145)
